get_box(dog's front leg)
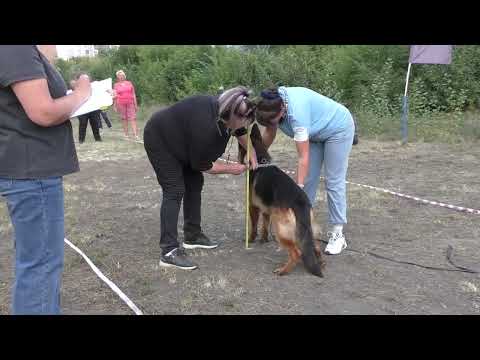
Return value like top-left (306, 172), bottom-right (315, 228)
top-left (249, 205), bottom-right (260, 243)
top-left (260, 213), bottom-right (271, 243)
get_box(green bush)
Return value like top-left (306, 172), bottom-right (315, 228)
top-left (56, 45), bottom-right (480, 142)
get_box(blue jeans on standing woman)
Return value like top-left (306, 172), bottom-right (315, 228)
top-left (303, 114), bottom-right (355, 225)
top-left (0, 177), bottom-right (64, 315)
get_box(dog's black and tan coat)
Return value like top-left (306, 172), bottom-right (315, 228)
top-left (239, 124), bottom-right (325, 277)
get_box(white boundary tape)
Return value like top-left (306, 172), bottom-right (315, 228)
top-left (218, 158), bottom-right (480, 215)
top-left (343, 181), bottom-right (480, 215)
top-left (64, 238), bottom-right (143, 315)
top-left (118, 132), bottom-right (479, 216)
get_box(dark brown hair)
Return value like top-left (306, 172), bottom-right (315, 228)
top-left (255, 86), bottom-right (284, 127)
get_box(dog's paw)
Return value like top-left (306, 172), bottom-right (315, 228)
top-left (320, 260), bottom-right (326, 270)
top-left (260, 235), bottom-right (269, 243)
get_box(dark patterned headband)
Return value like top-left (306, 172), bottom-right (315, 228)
top-left (260, 90), bottom-right (281, 100)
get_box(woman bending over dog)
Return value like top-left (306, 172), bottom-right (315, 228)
top-left (143, 86), bottom-right (258, 271)
top-left (255, 86), bottom-right (355, 256)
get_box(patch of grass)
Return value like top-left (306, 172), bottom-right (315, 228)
top-left (74, 134), bottom-right (145, 162)
top-left (0, 206), bottom-right (12, 234)
top-left (355, 110), bottom-right (480, 144)
top-left (138, 279), bottom-right (155, 297)
top-left (269, 131), bottom-right (296, 154)
top-left (460, 281), bottom-right (479, 294)
top-left (256, 111), bottom-right (480, 146)
top-left (105, 104), bottom-right (165, 135)
top-left (64, 183), bottom-right (79, 192)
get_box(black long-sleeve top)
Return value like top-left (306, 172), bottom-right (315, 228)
top-left (144, 95), bottom-right (241, 172)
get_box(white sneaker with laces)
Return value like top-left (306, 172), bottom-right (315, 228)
top-left (324, 231), bottom-right (347, 255)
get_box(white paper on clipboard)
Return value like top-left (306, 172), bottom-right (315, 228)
top-left (68, 78), bottom-right (113, 118)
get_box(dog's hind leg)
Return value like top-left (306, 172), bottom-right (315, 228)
top-left (313, 242), bottom-right (326, 271)
top-left (271, 209), bottom-right (300, 275)
top-left (314, 242), bottom-right (322, 257)
top-left (310, 210), bottom-right (324, 262)
top-left (311, 210), bottom-right (323, 242)
top-left (260, 213), bottom-right (270, 243)
top-left (273, 238), bottom-right (301, 276)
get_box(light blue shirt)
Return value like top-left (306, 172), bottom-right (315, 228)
top-left (277, 87), bottom-right (351, 141)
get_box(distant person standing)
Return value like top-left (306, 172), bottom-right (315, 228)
top-left (70, 76), bottom-right (102, 143)
top-left (113, 70), bottom-right (139, 140)
top-left (98, 107), bottom-right (112, 129)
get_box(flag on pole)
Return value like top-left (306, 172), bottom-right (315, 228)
top-left (401, 45), bottom-right (453, 144)
top-left (409, 45), bottom-right (453, 65)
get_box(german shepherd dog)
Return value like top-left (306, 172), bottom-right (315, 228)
top-left (238, 124), bottom-right (325, 277)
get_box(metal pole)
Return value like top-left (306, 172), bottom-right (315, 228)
top-left (402, 62), bottom-right (412, 144)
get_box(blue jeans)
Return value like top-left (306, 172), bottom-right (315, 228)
top-left (0, 177), bottom-right (64, 315)
top-left (304, 115), bottom-right (355, 225)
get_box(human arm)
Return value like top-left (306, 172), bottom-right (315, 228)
top-left (0, 45), bottom-right (91, 127)
top-left (132, 82), bottom-right (138, 110)
top-left (204, 161), bottom-right (247, 175)
top-left (112, 84), bottom-right (118, 112)
top-left (290, 102), bottom-right (312, 187)
top-left (11, 75), bottom-right (91, 127)
top-left (295, 140), bottom-right (310, 187)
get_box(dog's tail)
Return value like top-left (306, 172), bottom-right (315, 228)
top-left (292, 199), bottom-right (324, 277)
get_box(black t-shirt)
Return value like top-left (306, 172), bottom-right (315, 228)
top-left (144, 95), bottom-right (233, 172)
top-left (0, 45), bottom-right (79, 179)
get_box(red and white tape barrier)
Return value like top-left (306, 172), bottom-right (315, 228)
top-left (218, 157), bottom-right (480, 215)
top-left (118, 134), bottom-right (480, 215)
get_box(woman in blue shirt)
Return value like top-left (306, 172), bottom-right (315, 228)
top-left (255, 86), bottom-right (355, 255)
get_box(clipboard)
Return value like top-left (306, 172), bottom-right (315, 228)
top-left (68, 78), bottom-right (113, 118)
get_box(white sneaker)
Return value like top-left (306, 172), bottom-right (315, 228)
top-left (324, 232), bottom-right (347, 255)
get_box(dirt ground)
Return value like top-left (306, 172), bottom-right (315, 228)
top-left (1, 118), bottom-right (479, 315)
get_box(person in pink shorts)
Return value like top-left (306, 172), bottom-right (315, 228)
top-left (113, 69), bottom-right (139, 139)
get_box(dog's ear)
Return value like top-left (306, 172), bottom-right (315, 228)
top-left (238, 142), bottom-right (246, 164)
top-left (237, 122), bottom-right (273, 164)
top-left (250, 123), bottom-right (262, 140)
top-left (250, 123), bottom-right (272, 164)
